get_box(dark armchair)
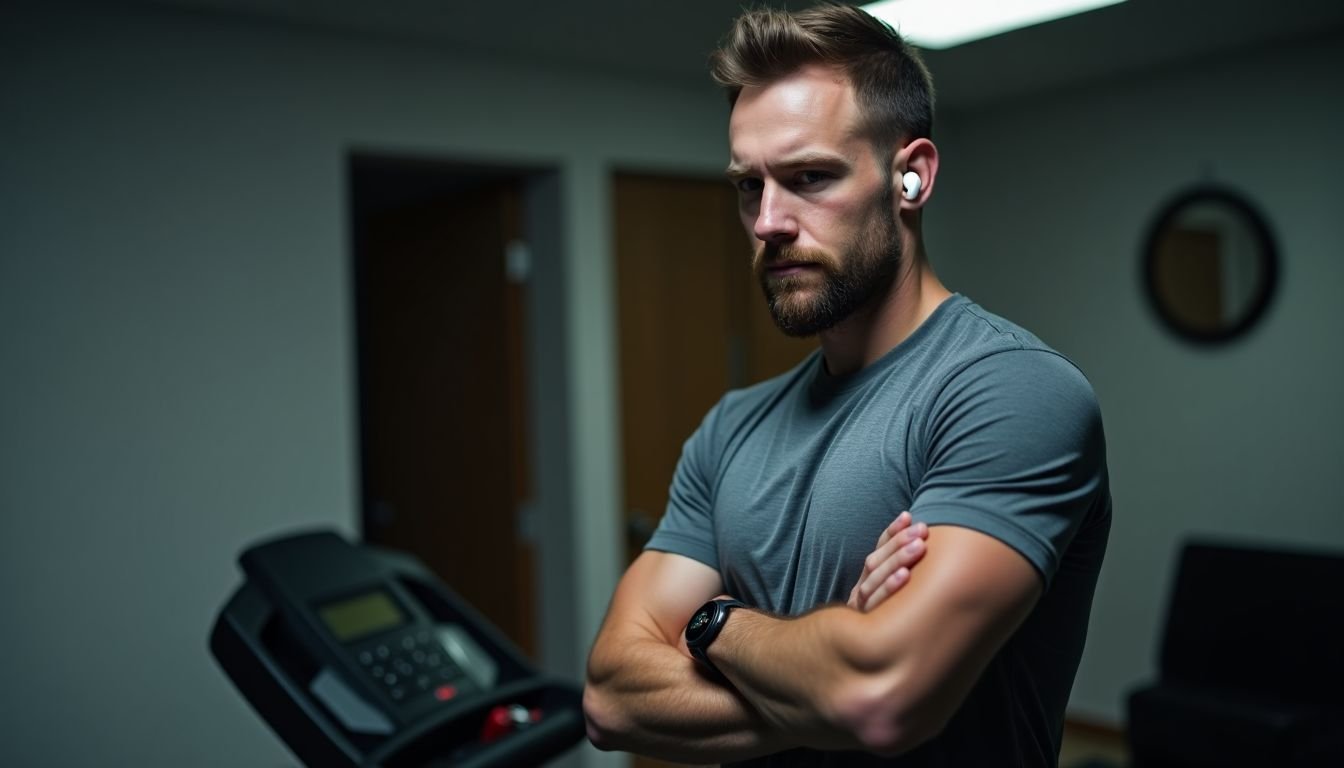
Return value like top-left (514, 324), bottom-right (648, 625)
top-left (1126, 540), bottom-right (1344, 767)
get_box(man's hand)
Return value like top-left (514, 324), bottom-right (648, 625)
top-left (847, 511), bottom-right (928, 612)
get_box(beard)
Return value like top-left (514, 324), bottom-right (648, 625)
top-left (755, 194), bottom-right (902, 338)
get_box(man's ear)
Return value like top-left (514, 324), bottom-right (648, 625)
top-left (892, 138), bottom-right (939, 210)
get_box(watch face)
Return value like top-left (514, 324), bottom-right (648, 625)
top-left (686, 606), bottom-right (713, 642)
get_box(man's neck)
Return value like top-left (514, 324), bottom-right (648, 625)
top-left (817, 251), bottom-right (951, 377)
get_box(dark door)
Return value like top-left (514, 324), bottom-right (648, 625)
top-left (354, 169), bottom-right (535, 657)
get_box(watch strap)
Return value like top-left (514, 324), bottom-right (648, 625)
top-left (686, 598), bottom-right (747, 675)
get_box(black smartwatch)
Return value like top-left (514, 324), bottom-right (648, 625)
top-left (685, 598), bottom-right (746, 674)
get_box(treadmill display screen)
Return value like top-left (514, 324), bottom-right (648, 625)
top-left (318, 589), bottom-right (406, 642)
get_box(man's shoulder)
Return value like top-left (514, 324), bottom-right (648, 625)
top-left (923, 297), bottom-right (1093, 395)
top-left (935, 296), bottom-right (1058, 356)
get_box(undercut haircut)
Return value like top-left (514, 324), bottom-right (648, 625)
top-left (709, 2), bottom-right (935, 150)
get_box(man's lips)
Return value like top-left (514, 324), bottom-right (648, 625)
top-left (765, 261), bottom-right (822, 277)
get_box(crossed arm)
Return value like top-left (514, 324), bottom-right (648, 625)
top-left (583, 521), bottom-right (1042, 762)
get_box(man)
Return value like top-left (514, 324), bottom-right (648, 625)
top-left (584, 4), bottom-right (1111, 766)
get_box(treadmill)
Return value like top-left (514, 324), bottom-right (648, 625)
top-left (210, 529), bottom-right (586, 767)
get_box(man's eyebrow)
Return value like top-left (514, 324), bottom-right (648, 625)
top-left (725, 151), bottom-right (850, 178)
top-left (725, 161), bottom-right (751, 178)
top-left (776, 151), bottom-right (849, 168)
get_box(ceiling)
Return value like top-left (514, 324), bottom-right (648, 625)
top-left (140, 0), bottom-right (1344, 112)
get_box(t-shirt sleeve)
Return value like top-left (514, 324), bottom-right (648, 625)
top-left (911, 349), bottom-right (1107, 587)
top-left (642, 399), bottom-right (723, 572)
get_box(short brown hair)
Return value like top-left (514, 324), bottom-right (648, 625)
top-left (709, 3), bottom-right (935, 148)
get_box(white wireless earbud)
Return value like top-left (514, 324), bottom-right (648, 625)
top-left (901, 171), bottom-right (922, 201)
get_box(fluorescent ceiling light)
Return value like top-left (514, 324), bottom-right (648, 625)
top-left (861, 0), bottom-right (1128, 49)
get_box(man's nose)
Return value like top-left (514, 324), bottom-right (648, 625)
top-left (753, 185), bottom-right (798, 244)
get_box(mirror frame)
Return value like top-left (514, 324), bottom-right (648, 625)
top-left (1141, 185), bottom-right (1278, 345)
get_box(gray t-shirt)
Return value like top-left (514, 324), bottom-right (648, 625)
top-left (646, 294), bottom-right (1111, 767)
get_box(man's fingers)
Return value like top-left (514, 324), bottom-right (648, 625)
top-left (863, 521), bottom-right (927, 579)
top-left (876, 510), bottom-right (913, 548)
top-left (863, 534), bottom-right (904, 577)
top-left (888, 520), bottom-right (928, 553)
top-left (862, 567), bottom-right (911, 612)
top-left (856, 537), bottom-right (926, 605)
top-left (853, 513), bottom-right (929, 612)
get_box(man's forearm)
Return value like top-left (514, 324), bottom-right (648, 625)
top-left (584, 630), bottom-right (796, 763)
top-left (706, 606), bottom-right (893, 753)
top-left (708, 528), bottom-right (1045, 757)
top-left (581, 519), bottom-right (934, 762)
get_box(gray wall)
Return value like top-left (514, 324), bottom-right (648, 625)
top-left (0, 2), bottom-right (724, 765)
top-left (926, 31), bottom-right (1344, 721)
top-left (3, 0), bottom-right (1343, 765)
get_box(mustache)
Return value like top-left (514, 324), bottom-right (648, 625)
top-left (756, 244), bottom-right (837, 271)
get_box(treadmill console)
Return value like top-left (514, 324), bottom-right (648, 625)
top-left (210, 529), bottom-right (584, 767)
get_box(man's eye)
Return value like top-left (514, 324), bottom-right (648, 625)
top-left (797, 170), bottom-right (830, 186)
top-left (736, 178), bottom-right (763, 194)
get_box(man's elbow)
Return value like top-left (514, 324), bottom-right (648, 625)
top-left (582, 682), bottom-right (626, 752)
top-left (828, 675), bottom-right (952, 755)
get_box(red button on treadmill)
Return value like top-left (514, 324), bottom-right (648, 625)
top-left (434, 685), bottom-right (457, 701)
top-left (480, 705), bottom-right (514, 743)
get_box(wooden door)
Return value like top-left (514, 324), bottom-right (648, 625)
top-left (614, 173), bottom-right (813, 768)
top-left (615, 173), bottom-right (814, 565)
top-left (355, 180), bottom-right (535, 658)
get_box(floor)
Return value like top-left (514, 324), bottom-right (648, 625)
top-left (1059, 720), bottom-right (1129, 768)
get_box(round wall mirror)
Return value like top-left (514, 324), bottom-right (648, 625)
top-left (1142, 186), bottom-right (1278, 344)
